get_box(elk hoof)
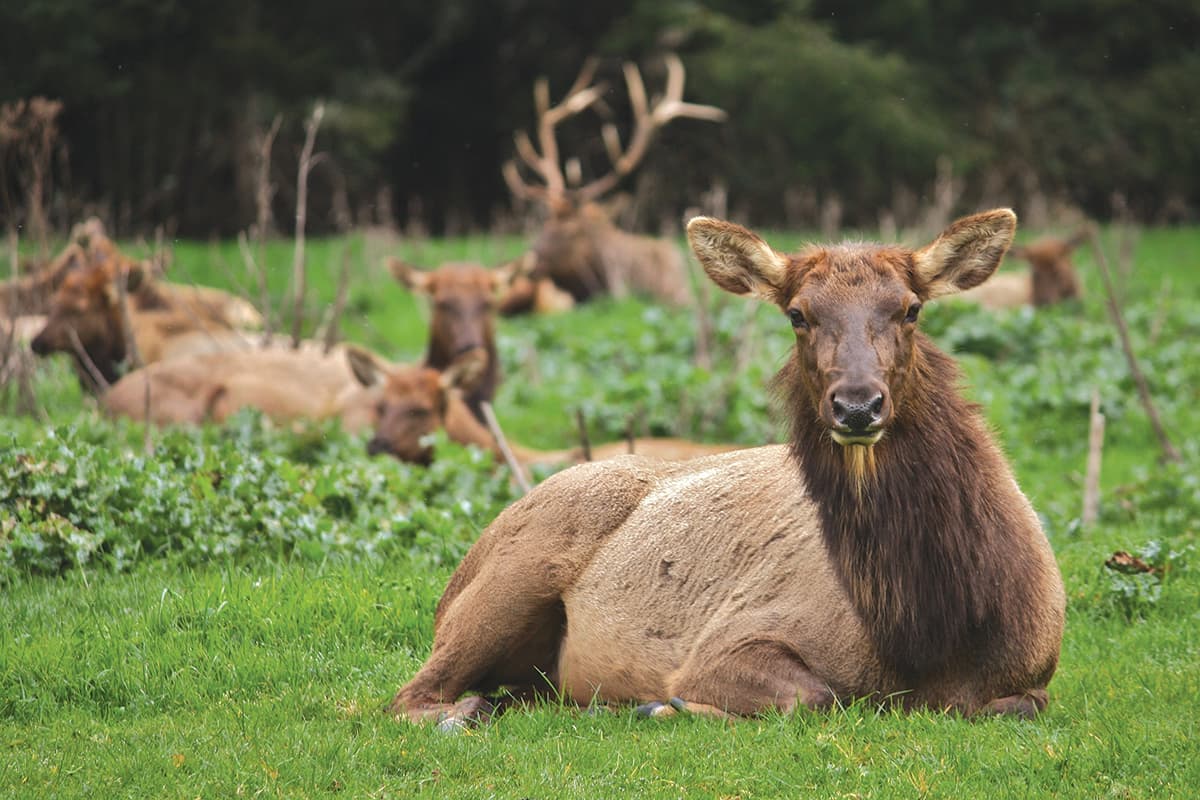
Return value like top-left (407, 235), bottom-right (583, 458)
top-left (635, 700), bottom-right (677, 719)
top-left (434, 696), bottom-right (494, 732)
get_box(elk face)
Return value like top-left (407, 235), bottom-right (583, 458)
top-left (348, 347), bottom-right (488, 465)
top-left (1015, 233), bottom-right (1085, 306)
top-left (688, 210), bottom-right (1017, 449)
top-left (389, 261), bottom-right (513, 365)
top-left (30, 262), bottom-right (142, 383)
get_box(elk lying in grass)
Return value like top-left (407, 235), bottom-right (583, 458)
top-left (30, 254), bottom-right (259, 390)
top-left (348, 347), bottom-right (738, 468)
top-left (101, 346), bottom-right (379, 432)
top-left (959, 229), bottom-right (1086, 310)
top-left (389, 209), bottom-right (1065, 728)
top-left (387, 257), bottom-right (536, 422)
top-left (500, 55), bottom-right (725, 313)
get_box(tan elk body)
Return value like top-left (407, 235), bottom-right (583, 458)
top-left (390, 209), bottom-right (1065, 726)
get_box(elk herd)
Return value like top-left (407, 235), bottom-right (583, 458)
top-left (6, 54), bottom-right (1073, 726)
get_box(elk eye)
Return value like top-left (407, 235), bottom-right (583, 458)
top-left (787, 307), bottom-right (809, 330)
top-left (904, 303), bottom-right (922, 324)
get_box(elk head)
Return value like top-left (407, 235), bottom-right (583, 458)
top-left (348, 346), bottom-right (489, 465)
top-left (688, 210), bottom-right (1016, 487)
top-left (388, 256), bottom-right (534, 418)
top-left (502, 54), bottom-right (725, 304)
top-left (1011, 228), bottom-right (1087, 306)
top-left (30, 258), bottom-right (145, 387)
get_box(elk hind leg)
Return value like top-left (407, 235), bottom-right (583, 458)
top-left (390, 571), bottom-right (563, 727)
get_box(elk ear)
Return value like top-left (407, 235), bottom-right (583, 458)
top-left (387, 258), bottom-right (433, 294)
top-left (687, 216), bottom-right (788, 301)
top-left (345, 345), bottom-right (388, 388)
top-left (492, 251), bottom-right (538, 292)
top-left (439, 347), bottom-right (488, 394)
top-left (912, 209), bottom-right (1017, 299)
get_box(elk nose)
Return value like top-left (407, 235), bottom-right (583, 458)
top-left (831, 392), bottom-right (885, 433)
top-left (366, 438), bottom-right (388, 457)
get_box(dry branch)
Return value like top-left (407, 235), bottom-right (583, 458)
top-left (1082, 388), bottom-right (1105, 528)
top-left (481, 401), bottom-right (531, 494)
top-left (1087, 227), bottom-right (1180, 463)
top-left (290, 103), bottom-right (325, 348)
top-left (67, 327), bottom-right (110, 393)
top-left (575, 408), bottom-right (592, 462)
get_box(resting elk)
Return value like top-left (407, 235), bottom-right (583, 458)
top-left (499, 54), bottom-right (726, 313)
top-left (101, 346), bottom-right (379, 432)
top-left (389, 209), bottom-right (1065, 728)
top-left (30, 257), bottom-right (253, 391)
top-left (959, 229), bottom-right (1086, 310)
top-left (387, 256), bottom-right (535, 423)
top-left (348, 347), bottom-right (738, 468)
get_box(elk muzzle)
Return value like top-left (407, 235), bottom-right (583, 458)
top-left (827, 382), bottom-right (889, 445)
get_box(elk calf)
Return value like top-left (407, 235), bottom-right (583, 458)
top-left (389, 209), bottom-right (1065, 728)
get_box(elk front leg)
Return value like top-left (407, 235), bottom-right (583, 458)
top-left (657, 639), bottom-right (837, 719)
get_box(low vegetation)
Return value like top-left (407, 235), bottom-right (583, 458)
top-left (1, 226), bottom-right (1197, 797)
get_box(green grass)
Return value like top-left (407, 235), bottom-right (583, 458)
top-left (2, 224), bottom-right (1199, 797)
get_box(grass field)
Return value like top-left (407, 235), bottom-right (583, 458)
top-left (2, 223), bottom-right (1198, 798)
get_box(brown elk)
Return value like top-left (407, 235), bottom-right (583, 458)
top-left (389, 209), bottom-right (1065, 728)
top-left (959, 229), bottom-right (1086, 310)
top-left (101, 346), bottom-right (379, 432)
top-left (348, 347), bottom-right (738, 468)
top-left (387, 257), bottom-right (536, 423)
top-left (500, 55), bottom-right (726, 312)
top-left (30, 258), bottom-right (252, 390)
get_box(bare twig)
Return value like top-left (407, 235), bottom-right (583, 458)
top-left (290, 103), bottom-right (325, 348)
top-left (481, 401), bottom-right (531, 494)
top-left (1082, 388), bottom-right (1105, 528)
top-left (256, 113), bottom-right (282, 338)
top-left (693, 259), bottom-right (714, 369)
top-left (323, 246), bottom-right (352, 354)
top-left (114, 266), bottom-right (143, 370)
top-left (67, 327), bottom-right (110, 393)
top-left (575, 408), bottom-right (592, 462)
top-left (1087, 227), bottom-right (1180, 463)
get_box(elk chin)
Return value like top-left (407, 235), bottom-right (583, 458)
top-left (829, 430), bottom-right (883, 498)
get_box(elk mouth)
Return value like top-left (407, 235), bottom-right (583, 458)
top-left (830, 428), bottom-right (884, 447)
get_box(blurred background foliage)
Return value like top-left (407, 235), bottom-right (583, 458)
top-left (0, 0), bottom-right (1196, 236)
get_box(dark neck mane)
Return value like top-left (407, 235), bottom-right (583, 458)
top-left (776, 334), bottom-right (1019, 682)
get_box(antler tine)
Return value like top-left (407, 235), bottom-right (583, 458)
top-left (565, 57), bottom-right (600, 102)
top-left (507, 63), bottom-right (607, 200)
top-left (577, 54), bottom-right (726, 202)
top-left (502, 160), bottom-right (547, 202)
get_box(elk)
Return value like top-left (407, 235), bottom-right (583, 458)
top-left (30, 257), bottom-right (252, 390)
top-left (959, 229), bottom-right (1086, 310)
top-left (388, 209), bottom-right (1065, 728)
top-left (101, 346), bottom-right (379, 432)
top-left (387, 256), bottom-right (536, 423)
top-left (348, 347), bottom-right (738, 468)
top-left (500, 55), bottom-right (726, 312)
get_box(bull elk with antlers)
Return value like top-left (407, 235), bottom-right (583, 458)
top-left (389, 209), bottom-right (1065, 728)
top-left (500, 55), bottom-right (726, 313)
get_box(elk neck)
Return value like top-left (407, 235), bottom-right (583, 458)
top-left (777, 333), bottom-right (1020, 683)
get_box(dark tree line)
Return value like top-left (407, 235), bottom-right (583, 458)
top-left (1, 0), bottom-right (1196, 236)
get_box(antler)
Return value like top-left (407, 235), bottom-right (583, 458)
top-left (578, 53), bottom-right (727, 202)
top-left (503, 58), bottom-right (605, 202)
top-left (504, 54), bottom-right (726, 205)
